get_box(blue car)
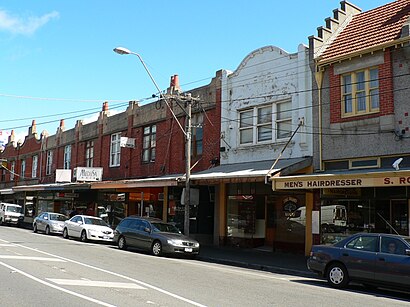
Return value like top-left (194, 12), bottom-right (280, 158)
top-left (307, 233), bottom-right (410, 291)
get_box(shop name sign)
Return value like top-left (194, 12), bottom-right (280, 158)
top-left (274, 175), bottom-right (410, 190)
top-left (74, 167), bottom-right (103, 182)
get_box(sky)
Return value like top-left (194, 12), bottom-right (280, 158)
top-left (0, 0), bottom-right (391, 145)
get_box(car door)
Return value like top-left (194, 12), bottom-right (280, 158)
top-left (340, 235), bottom-right (378, 281)
top-left (122, 219), bottom-right (139, 247)
top-left (37, 213), bottom-right (46, 232)
top-left (69, 216), bottom-right (82, 238)
top-left (374, 237), bottom-right (410, 287)
top-left (138, 220), bottom-right (153, 250)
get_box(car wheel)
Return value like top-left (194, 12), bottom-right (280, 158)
top-left (118, 236), bottom-right (127, 250)
top-left (63, 228), bottom-right (69, 239)
top-left (33, 223), bottom-right (38, 233)
top-left (45, 226), bottom-right (50, 235)
top-left (80, 230), bottom-right (88, 242)
top-left (151, 241), bottom-right (162, 256)
top-left (327, 263), bottom-right (349, 288)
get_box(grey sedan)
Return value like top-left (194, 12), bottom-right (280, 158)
top-left (114, 216), bottom-right (200, 257)
top-left (307, 233), bottom-right (410, 291)
top-left (33, 212), bottom-right (68, 235)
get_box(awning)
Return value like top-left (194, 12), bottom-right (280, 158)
top-left (189, 157), bottom-right (312, 184)
top-left (12, 182), bottom-right (91, 192)
top-left (271, 168), bottom-right (410, 190)
top-left (0, 188), bottom-right (14, 195)
top-left (90, 174), bottom-right (181, 189)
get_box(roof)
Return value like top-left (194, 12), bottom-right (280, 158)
top-left (320, 0), bottom-right (410, 61)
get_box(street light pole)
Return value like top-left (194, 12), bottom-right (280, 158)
top-left (113, 46), bottom-right (193, 236)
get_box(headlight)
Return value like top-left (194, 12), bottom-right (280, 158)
top-left (167, 239), bottom-right (184, 245)
top-left (194, 242), bottom-right (200, 247)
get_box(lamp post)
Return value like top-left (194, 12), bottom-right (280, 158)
top-left (113, 47), bottom-right (192, 236)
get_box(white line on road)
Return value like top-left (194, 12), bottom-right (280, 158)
top-left (0, 255), bottom-right (66, 262)
top-left (0, 260), bottom-right (116, 307)
top-left (0, 239), bottom-right (208, 307)
top-left (0, 244), bottom-right (15, 247)
top-left (47, 279), bottom-right (146, 289)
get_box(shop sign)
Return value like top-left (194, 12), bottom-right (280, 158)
top-left (74, 167), bottom-right (103, 182)
top-left (322, 188), bottom-right (361, 196)
top-left (274, 174), bottom-right (410, 190)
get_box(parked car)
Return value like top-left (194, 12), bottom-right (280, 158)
top-left (63, 215), bottom-right (114, 242)
top-left (114, 216), bottom-right (200, 257)
top-left (0, 202), bottom-right (24, 226)
top-left (33, 212), bottom-right (68, 235)
top-left (307, 233), bottom-right (410, 291)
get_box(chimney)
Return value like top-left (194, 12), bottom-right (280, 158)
top-left (168, 74), bottom-right (181, 94)
top-left (28, 120), bottom-right (37, 135)
top-left (102, 101), bottom-right (109, 112)
top-left (8, 130), bottom-right (15, 143)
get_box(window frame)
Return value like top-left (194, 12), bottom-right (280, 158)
top-left (85, 141), bottom-right (94, 167)
top-left (142, 125), bottom-right (156, 163)
top-left (110, 133), bottom-right (121, 167)
top-left (341, 67), bottom-right (380, 117)
top-left (64, 145), bottom-right (71, 170)
top-left (10, 161), bottom-right (15, 180)
top-left (191, 113), bottom-right (203, 158)
top-left (46, 150), bottom-right (53, 176)
top-left (32, 155), bottom-right (38, 178)
top-left (20, 159), bottom-right (26, 178)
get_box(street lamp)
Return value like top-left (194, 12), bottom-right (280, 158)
top-left (113, 47), bottom-right (192, 236)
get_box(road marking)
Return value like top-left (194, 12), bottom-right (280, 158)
top-left (0, 238), bottom-right (208, 307)
top-left (47, 279), bottom-right (146, 289)
top-left (0, 244), bottom-right (15, 247)
top-left (0, 261), bottom-right (116, 307)
top-left (0, 255), bottom-right (66, 262)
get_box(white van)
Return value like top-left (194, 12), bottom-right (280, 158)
top-left (0, 203), bottom-right (24, 226)
top-left (290, 205), bottom-right (347, 232)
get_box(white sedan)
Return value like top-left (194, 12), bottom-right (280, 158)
top-left (63, 215), bottom-right (114, 242)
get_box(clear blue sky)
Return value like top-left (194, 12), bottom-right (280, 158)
top-left (0, 0), bottom-right (389, 143)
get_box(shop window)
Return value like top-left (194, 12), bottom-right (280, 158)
top-left (341, 67), bottom-right (379, 117)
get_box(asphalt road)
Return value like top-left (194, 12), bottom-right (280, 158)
top-left (0, 226), bottom-right (409, 307)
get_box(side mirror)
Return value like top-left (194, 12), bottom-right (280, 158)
top-left (405, 249), bottom-right (410, 256)
top-left (77, 221), bottom-right (83, 225)
top-left (144, 227), bottom-right (151, 233)
top-left (44, 216), bottom-right (48, 220)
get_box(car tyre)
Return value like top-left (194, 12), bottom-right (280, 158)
top-left (118, 236), bottom-right (127, 250)
top-left (45, 226), bottom-right (50, 235)
top-left (151, 241), bottom-right (162, 256)
top-left (63, 228), bottom-right (69, 239)
top-left (327, 263), bottom-right (349, 289)
top-left (80, 230), bottom-right (88, 242)
top-left (33, 223), bottom-right (38, 233)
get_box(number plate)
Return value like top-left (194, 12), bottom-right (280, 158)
top-left (184, 247), bottom-right (193, 253)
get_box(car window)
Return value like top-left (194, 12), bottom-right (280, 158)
top-left (141, 220), bottom-right (151, 232)
top-left (39, 213), bottom-right (46, 219)
top-left (381, 237), bottom-right (407, 255)
top-left (151, 222), bottom-right (181, 234)
top-left (71, 216), bottom-right (80, 223)
top-left (84, 217), bottom-right (107, 226)
top-left (50, 214), bottom-right (67, 221)
top-left (119, 219), bottom-right (132, 228)
top-left (346, 236), bottom-right (378, 252)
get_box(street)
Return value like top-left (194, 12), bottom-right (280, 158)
top-left (0, 226), bottom-right (409, 307)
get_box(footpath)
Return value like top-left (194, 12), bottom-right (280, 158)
top-left (197, 245), bottom-right (315, 278)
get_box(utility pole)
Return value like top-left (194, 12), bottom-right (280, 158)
top-left (183, 94), bottom-right (192, 236)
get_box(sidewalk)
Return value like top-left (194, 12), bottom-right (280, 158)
top-left (198, 245), bottom-right (315, 278)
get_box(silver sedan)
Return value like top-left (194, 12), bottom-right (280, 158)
top-left (33, 212), bottom-right (68, 235)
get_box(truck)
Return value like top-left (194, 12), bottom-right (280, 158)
top-left (290, 204), bottom-right (347, 233)
top-left (0, 202), bottom-right (24, 226)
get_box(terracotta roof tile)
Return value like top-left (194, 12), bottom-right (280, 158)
top-left (320, 0), bottom-right (410, 60)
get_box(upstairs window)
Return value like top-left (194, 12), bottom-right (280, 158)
top-left (21, 159), bottom-right (26, 178)
top-left (110, 133), bottom-right (121, 167)
top-left (64, 145), bottom-right (71, 169)
top-left (342, 68), bottom-right (379, 117)
top-left (191, 113), bottom-right (203, 158)
top-left (276, 101), bottom-right (292, 139)
top-left (86, 141), bottom-right (94, 167)
top-left (32, 155), bottom-right (38, 178)
top-left (142, 125), bottom-right (156, 163)
top-left (46, 151), bottom-right (53, 175)
top-left (10, 161), bottom-right (15, 180)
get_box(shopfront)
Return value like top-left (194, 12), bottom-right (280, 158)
top-left (272, 170), bottom-right (410, 252)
